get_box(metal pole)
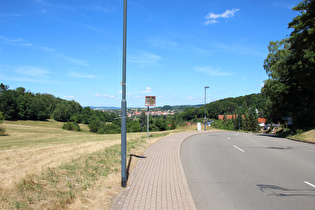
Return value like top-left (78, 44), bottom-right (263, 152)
top-left (239, 106), bottom-right (240, 131)
top-left (121, 0), bottom-right (127, 188)
top-left (204, 86), bottom-right (209, 131)
top-left (147, 106), bottom-right (149, 138)
top-left (238, 106), bottom-right (242, 131)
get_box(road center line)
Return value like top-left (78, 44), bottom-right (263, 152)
top-left (234, 145), bottom-right (245, 152)
top-left (303, 181), bottom-right (315, 188)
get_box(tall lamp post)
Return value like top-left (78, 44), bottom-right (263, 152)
top-left (204, 86), bottom-right (209, 131)
top-left (238, 106), bottom-right (242, 131)
top-left (121, 0), bottom-right (127, 188)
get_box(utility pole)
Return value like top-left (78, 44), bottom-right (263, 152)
top-left (121, 0), bottom-right (127, 188)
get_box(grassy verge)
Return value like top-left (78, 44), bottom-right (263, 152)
top-left (0, 120), bottom-right (185, 209)
top-left (287, 129), bottom-right (315, 143)
top-left (1, 136), bottom-right (150, 209)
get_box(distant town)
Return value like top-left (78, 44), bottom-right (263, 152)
top-left (93, 105), bottom-right (190, 117)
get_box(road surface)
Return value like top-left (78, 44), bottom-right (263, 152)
top-left (181, 132), bottom-right (315, 210)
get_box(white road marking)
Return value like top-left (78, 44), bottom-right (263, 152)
top-left (303, 181), bottom-right (315, 188)
top-left (227, 137), bottom-right (230, 139)
top-left (234, 145), bottom-right (245, 153)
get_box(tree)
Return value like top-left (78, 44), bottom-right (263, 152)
top-left (0, 83), bottom-right (9, 95)
top-left (262, 0), bottom-right (315, 127)
top-left (139, 111), bottom-right (147, 132)
top-left (0, 90), bottom-right (18, 120)
top-left (127, 119), bottom-right (141, 132)
top-left (161, 105), bottom-right (173, 111)
top-left (53, 100), bottom-right (82, 122)
top-left (288, 0), bottom-right (315, 93)
top-left (288, 0), bottom-right (315, 127)
top-left (154, 118), bottom-right (168, 131)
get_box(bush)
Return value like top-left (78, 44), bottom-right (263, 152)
top-left (62, 122), bottom-right (81, 132)
top-left (88, 120), bottom-right (103, 133)
top-left (97, 124), bottom-right (120, 134)
top-left (127, 120), bottom-right (141, 132)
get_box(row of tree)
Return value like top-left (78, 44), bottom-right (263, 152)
top-left (262, 0), bottom-right (315, 128)
top-left (176, 93), bottom-right (266, 122)
top-left (211, 110), bottom-right (259, 132)
top-left (0, 84), bottom-right (176, 134)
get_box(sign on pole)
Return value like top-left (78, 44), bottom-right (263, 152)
top-left (145, 96), bottom-right (156, 138)
top-left (145, 96), bottom-right (156, 107)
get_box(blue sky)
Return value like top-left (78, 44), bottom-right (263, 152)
top-left (0, 0), bottom-right (300, 107)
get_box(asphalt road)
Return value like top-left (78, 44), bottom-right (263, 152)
top-left (181, 131), bottom-right (315, 210)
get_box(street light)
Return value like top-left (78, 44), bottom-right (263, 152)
top-left (239, 106), bottom-right (242, 131)
top-left (204, 86), bottom-right (209, 131)
top-left (121, 0), bottom-right (127, 188)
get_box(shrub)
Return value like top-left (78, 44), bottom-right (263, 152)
top-left (88, 120), bottom-right (103, 133)
top-left (97, 124), bottom-right (120, 134)
top-left (296, 129), bottom-right (303, 135)
top-left (62, 122), bottom-right (81, 132)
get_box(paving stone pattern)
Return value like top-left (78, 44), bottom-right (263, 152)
top-left (111, 131), bottom-right (206, 210)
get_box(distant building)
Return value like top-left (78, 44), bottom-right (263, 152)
top-left (218, 115), bottom-right (243, 120)
top-left (127, 110), bottom-right (175, 117)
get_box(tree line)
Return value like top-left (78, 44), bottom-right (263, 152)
top-left (0, 83), bottom-right (176, 134)
top-left (175, 93), bottom-right (265, 132)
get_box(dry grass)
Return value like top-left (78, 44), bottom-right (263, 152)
top-left (290, 129), bottom-right (315, 143)
top-left (0, 120), bottom-right (188, 209)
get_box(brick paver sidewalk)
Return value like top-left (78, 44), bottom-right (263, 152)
top-left (111, 131), bottom-right (206, 210)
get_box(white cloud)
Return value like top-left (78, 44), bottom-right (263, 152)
top-left (186, 96), bottom-right (196, 101)
top-left (142, 87), bottom-right (152, 93)
top-left (194, 66), bottom-right (232, 76)
top-left (15, 66), bottom-right (51, 78)
top-left (205, 8), bottom-right (240, 25)
top-left (69, 72), bottom-right (97, 79)
top-left (0, 36), bottom-right (32, 46)
top-left (146, 37), bottom-right (178, 50)
top-left (95, 93), bottom-right (118, 100)
top-left (205, 19), bottom-right (218, 25)
top-left (41, 46), bottom-right (56, 52)
top-left (57, 54), bottom-right (90, 66)
top-left (0, 36), bottom-right (23, 42)
top-left (129, 51), bottom-right (161, 64)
